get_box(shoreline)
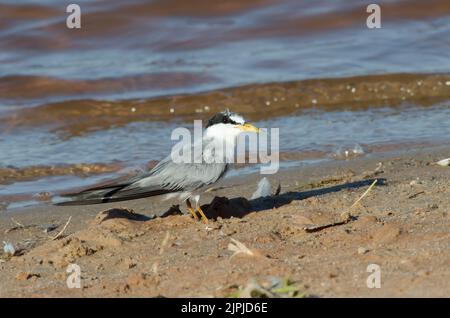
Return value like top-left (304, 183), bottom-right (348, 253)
top-left (2, 137), bottom-right (449, 211)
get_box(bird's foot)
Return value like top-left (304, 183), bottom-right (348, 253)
top-left (196, 206), bottom-right (209, 223)
top-left (188, 206), bottom-right (199, 221)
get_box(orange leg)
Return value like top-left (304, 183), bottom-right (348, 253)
top-left (196, 206), bottom-right (208, 223)
top-left (186, 199), bottom-right (199, 221)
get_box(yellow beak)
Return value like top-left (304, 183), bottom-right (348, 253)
top-left (238, 122), bottom-right (261, 133)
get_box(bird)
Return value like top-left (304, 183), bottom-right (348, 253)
top-left (56, 110), bottom-right (260, 223)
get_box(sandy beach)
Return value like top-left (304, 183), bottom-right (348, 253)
top-left (1, 145), bottom-right (449, 297)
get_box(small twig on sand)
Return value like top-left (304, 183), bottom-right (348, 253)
top-left (350, 179), bottom-right (378, 209)
top-left (11, 218), bottom-right (24, 228)
top-left (152, 231), bottom-right (171, 274)
top-left (159, 231), bottom-right (171, 255)
top-left (305, 179), bottom-right (378, 233)
top-left (51, 216), bottom-right (72, 240)
top-left (408, 190), bottom-right (425, 199)
top-left (304, 217), bottom-right (351, 233)
top-left (5, 219), bottom-right (37, 234)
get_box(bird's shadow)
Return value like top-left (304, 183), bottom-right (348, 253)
top-left (99, 178), bottom-right (386, 222)
top-left (200, 178), bottom-right (387, 219)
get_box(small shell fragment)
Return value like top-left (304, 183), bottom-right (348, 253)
top-left (436, 158), bottom-right (450, 167)
top-left (3, 241), bottom-right (15, 256)
top-left (251, 177), bottom-right (272, 199)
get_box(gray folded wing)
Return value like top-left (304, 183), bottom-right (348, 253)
top-left (58, 155), bottom-right (228, 205)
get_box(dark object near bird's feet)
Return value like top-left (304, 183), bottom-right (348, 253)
top-left (95, 208), bottom-right (151, 224)
top-left (201, 196), bottom-right (251, 219)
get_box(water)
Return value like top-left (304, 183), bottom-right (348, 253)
top-left (0, 0), bottom-right (449, 209)
top-left (2, 0), bottom-right (450, 105)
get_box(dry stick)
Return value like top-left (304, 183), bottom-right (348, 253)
top-left (51, 216), bottom-right (72, 240)
top-left (152, 231), bottom-right (171, 274)
top-left (305, 179), bottom-right (378, 233)
top-left (159, 231), bottom-right (171, 255)
top-left (350, 179), bottom-right (378, 209)
top-left (304, 218), bottom-right (350, 233)
top-left (5, 218), bottom-right (37, 234)
top-left (408, 190), bottom-right (425, 199)
top-left (11, 218), bottom-right (24, 228)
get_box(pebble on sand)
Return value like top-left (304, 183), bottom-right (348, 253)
top-left (436, 158), bottom-right (450, 167)
top-left (3, 241), bottom-right (15, 257)
top-left (358, 247), bottom-right (369, 255)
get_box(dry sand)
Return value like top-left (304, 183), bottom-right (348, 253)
top-left (0, 145), bottom-right (449, 297)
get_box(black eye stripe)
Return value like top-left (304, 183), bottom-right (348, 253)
top-left (224, 118), bottom-right (236, 125)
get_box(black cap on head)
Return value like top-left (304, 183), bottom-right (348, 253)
top-left (205, 110), bottom-right (243, 128)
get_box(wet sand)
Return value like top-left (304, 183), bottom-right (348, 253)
top-left (1, 145), bottom-right (449, 297)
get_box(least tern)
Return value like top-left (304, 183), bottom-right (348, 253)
top-left (57, 110), bottom-right (260, 222)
